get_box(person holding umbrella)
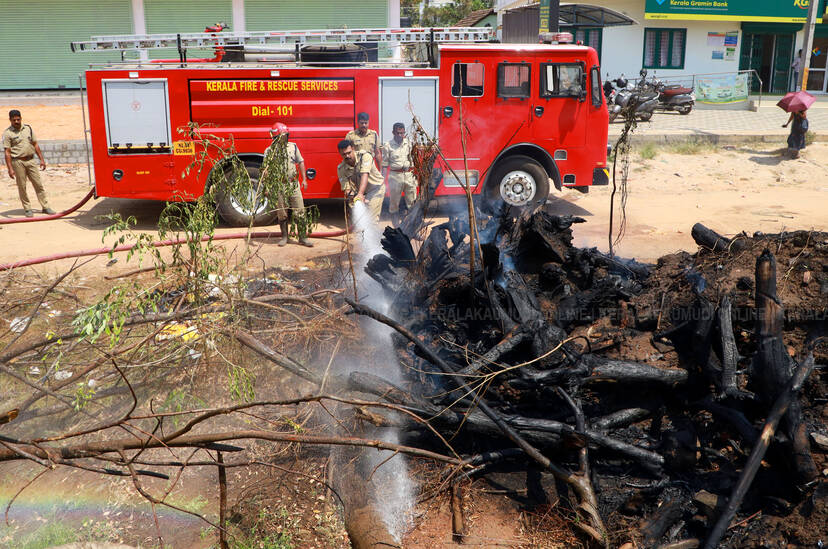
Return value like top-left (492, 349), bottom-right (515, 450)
top-left (778, 90), bottom-right (814, 159)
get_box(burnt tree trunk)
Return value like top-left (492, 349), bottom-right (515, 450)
top-left (691, 223), bottom-right (745, 253)
top-left (753, 249), bottom-right (817, 484)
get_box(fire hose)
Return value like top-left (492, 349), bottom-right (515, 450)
top-left (0, 188), bottom-right (96, 225)
top-left (0, 228), bottom-right (347, 272)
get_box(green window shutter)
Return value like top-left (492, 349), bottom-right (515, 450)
top-left (740, 23), bottom-right (802, 34)
top-left (573, 27), bottom-right (602, 62)
top-left (0, 0), bottom-right (132, 90)
top-left (244, 0), bottom-right (387, 31)
top-left (144, 0), bottom-right (233, 60)
top-left (643, 28), bottom-right (685, 70)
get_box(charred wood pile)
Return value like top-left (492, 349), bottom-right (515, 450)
top-left (351, 210), bottom-right (827, 548)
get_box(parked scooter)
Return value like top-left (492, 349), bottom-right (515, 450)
top-left (653, 79), bottom-right (695, 115)
top-left (629, 69), bottom-right (660, 122)
top-left (609, 73), bottom-right (658, 122)
top-left (604, 76), bottom-right (622, 122)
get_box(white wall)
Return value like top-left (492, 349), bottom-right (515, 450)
top-left (588, 0), bottom-right (741, 81)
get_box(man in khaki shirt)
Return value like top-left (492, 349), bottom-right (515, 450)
top-left (261, 122), bottom-right (312, 247)
top-left (337, 139), bottom-right (385, 225)
top-left (344, 112), bottom-right (382, 168)
top-left (3, 110), bottom-right (54, 217)
top-left (381, 122), bottom-right (417, 226)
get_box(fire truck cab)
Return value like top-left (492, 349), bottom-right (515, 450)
top-left (78, 29), bottom-right (608, 225)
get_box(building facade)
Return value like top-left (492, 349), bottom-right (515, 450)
top-left (568, 0), bottom-right (828, 94)
top-left (0, 0), bottom-right (398, 89)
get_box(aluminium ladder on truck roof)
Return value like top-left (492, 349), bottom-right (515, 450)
top-left (70, 27), bottom-right (494, 53)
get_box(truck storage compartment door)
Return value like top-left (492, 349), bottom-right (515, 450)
top-left (379, 78), bottom-right (437, 143)
top-left (103, 80), bottom-right (171, 154)
top-left (189, 78), bottom-right (355, 139)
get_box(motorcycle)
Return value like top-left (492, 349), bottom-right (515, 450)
top-left (653, 79), bottom-right (695, 115)
top-left (610, 74), bottom-right (658, 122)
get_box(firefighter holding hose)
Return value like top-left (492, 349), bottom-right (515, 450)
top-left (262, 122), bottom-right (313, 247)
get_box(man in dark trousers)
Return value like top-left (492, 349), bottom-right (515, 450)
top-left (3, 110), bottom-right (54, 217)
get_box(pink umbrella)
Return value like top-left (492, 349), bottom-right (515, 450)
top-left (777, 90), bottom-right (816, 113)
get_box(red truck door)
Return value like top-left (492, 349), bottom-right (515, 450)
top-left (438, 57), bottom-right (536, 193)
top-left (437, 59), bottom-right (487, 191)
top-left (532, 60), bottom-right (587, 147)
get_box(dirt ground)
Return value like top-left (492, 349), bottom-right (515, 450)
top-left (2, 141), bottom-right (827, 272)
top-left (1, 105), bottom-right (827, 548)
top-left (3, 102), bottom-right (827, 270)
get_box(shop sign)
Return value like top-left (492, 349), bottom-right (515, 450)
top-left (645, 0), bottom-right (826, 23)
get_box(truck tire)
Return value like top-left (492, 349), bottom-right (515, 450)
top-left (214, 160), bottom-right (280, 226)
top-left (484, 155), bottom-right (550, 213)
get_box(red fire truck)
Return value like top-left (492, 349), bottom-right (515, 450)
top-left (73, 27), bottom-right (608, 225)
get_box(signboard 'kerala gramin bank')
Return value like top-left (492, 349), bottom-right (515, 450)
top-left (645, 0), bottom-right (824, 22)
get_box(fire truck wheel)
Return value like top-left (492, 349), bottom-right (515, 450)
top-left (215, 160), bottom-right (279, 226)
top-left (485, 156), bottom-right (549, 212)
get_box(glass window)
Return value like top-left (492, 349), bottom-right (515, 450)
top-left (590, 67), bottom-right (602, 107)
top-left (497, 63), bottom-right (531, 98)
top-left (574, 27), bottom-right (602, 62)
top-left (643, 28), bottom-right (686, 70)
top-left (540, 63), bottom-right (584, 98)
top-left (451, 63), bottom-right (484, 97)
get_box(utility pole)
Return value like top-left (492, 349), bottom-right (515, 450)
top-left (798, 0), bottom-right (821, 90)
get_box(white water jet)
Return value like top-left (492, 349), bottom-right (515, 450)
top-left (346, 200), bottom-right (416, 539)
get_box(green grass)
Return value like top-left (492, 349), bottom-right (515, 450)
top-left (230, 531), bottom-right (295, 549)
top-left (665, 140), bottom-right (718, 155)
top-left (3, 522), bottom-right (77, 549)
top-left (165, 493), bottom-right (209, 514)
top-left (637, 142), bottom-right (658, 160)
top-left (1, 517), bottom-right (121, 549)
top-left (635, 139), bottom-right (718, 160)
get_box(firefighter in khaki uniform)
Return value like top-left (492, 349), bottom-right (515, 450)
top-left (381, 122), bottom-right (417, 226)
top-left (262, 122), bottom-right (313, 247)
top-left (3, 110), bottom-right (54, 217)
top-left (345, 112), bottom-right (382, 168)
top-left (337, 139), bottom-right (385, 225)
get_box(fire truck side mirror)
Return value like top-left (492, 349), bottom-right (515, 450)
top-left (443, 106), bottom-right (454, 118)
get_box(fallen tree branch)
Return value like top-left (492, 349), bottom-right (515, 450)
top-left (703, 353), bottom-right (815, 549)
top-left (344, 297), bottom-right (609, 546)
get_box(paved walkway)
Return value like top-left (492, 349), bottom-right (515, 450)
top-left (610, 94), bottom-right (828, 142)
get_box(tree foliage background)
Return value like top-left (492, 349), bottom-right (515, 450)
top-left (402, 0), bottom-right (494, 27)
